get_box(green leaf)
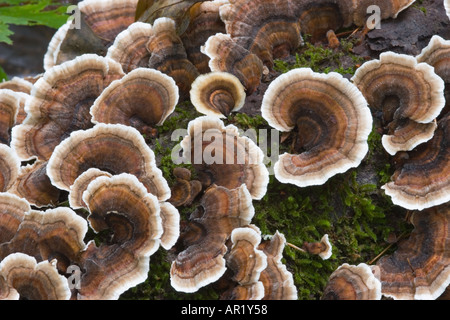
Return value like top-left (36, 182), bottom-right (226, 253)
top-left (0, 0), bottom-right (69, 44)
top-left (0, 22), bottom-right (13, 44)
top-left (0, 64), bottom-right (8, 82)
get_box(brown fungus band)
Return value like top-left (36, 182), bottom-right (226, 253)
top-left (322, 263), bottom-right (382, 300)
top-left (190, 71), bottom-right (246, 118)
top-left (44, 0), bottom-right (139, 70)
top-left (47, 123), bottom-right (170, 202)
top-left (147, 17), bottom-right (200, 100)
top-left (201, 33), bottom-right (265, 95)
top-left (90, 67), bottom-right (179, 137)
top-left (352, 51), bottom-right (445, 155)
top-left (382, 114), bottom-right (450, 211)
top-left (180, 116), bottom-right (269, 200)
top-left (417, 35), bottom-right (450, 119)
top-left (262, 68), bottom-right (372, 188)
top-left (170, 184), bottom-right (254, 293)
top-left (0, 253), bottom-right (71, 300)
top-left (376, 203), bottom-right (450, 300)
top-left (219, 0), bottom-right (303, 69)
top-left (0, 144), bottom-right (20, 192)
top-left (12, 54), bottom-right (124, 161)
top-left (106, 22), bottom-right (154, 73)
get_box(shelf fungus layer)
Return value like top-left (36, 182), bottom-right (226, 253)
top-left (417, 35), bottom-right (450, 118)
top-left (8, 160), bottom-right (61, 209)
top-left (0, 144), bottom-right (20, 192)
top-left (0, 207), bottom-right (88, 275)
top-left (180, 0), bottom-right (227, 74)
top-left (262, 68), bottom-right (372, 188)
top-left (90, 68), bottom-right (179, 136)
top-left (201, 33), bottom-right (264, 95)
top-left (221, 226), bottom-right (267, 300)
top-left (0, 253), bottom-right (71, 300)
top-left (170, 184), bottom-right (254, 293)
top-left (47, 123), bottom-right (170, 202)
top-left (146, 17), bottom-right (200, 100)
top-left (0, 89), bottom-right (19, 145)
top-left (219, 0), bottom-right (303, 68)
top-left (0, 192), bottom-right (30, 244)
top-left (106, 22), bottom-right (154, 73)
top-left (180, 116), bottom-right (269, 200)
top-left (12, 54), bottom-right (125, 161)
top-left (382, 115), bottom-right (449, 211)
top-left (43, 0), bottom-right (139, 70)
top-left (82, 173), bottom-right (165, 257)
top-left (352, 51), bottom-right (445, 155)
top-left (258, 231), bottom-right (297, 300)
top-left (322, 263), bottom-right (382, 300)
top-left (190, 72), bottom-right (246, 118)
top-left (376, 203), bottom-right (450, 300)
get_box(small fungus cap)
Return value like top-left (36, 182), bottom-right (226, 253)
top-left (322, 263), bottom-right (382, 300)
top-left (190, 71), bottom-right (246, 118)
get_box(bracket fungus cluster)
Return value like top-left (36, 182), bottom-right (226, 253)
top-left (180, 116), bottom-right (269, 200)
top-left (376, 203), bottom-right (450, 300)
top-left (262, 68), bottom-right (372, 187)
top-left (352, 51), bottom-right (445, 156)
top-left (3, 0), bottom-right (450, 302)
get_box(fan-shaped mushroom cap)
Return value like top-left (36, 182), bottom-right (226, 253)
top-left (257, 231), bottom-right (297, 300)
top-left (146, 17), bottom-right (200, 100)
top-left (0, 207), bottom-right (88, 274)
top-left (91, 68), bottom-right (179, 135)
top-left (106, 22), bottom-right (154, 73)
top-left (0, 192), bottom-right (30, 244)
top-left (226, 226), bottom-right (267, 287)
top-left (170, 184), bottom-right (254, 293)
top-left (47, 123), bottom-right (170, 201)
top-left (82, 173), bottom-right (165, 257)
top-left (0, 77), bottom-right (33, 94)
top-left (180, 0), bottom-right (227, 74)
top-left (352, 51), bottom-right (445, 154)
top-left (0, 89), bottom-right (19, 145)
top-left (180, 116), bottom-right (269, 199)
top-left (417, 35), bottom-right (450, 118)
top-left (168, 167), bottom-right (202, 207)
top-left (77, 240), bottom-right (149, 300)
top-left (44, 0), bottom-right (139, 70)
top-left (302, 234), bottom-right (332, 260)
top-left (0, 144), bottom-right (20, 192)
top-left (376, 203), bottom-right (450, 300)
top-left (78, 0), bottom-right (139, 44)
top-left (69, 168), bottom-right (112, 210)
top-left (352, 0), bottom-right (416, 26)
top-left (219, 0), bottom-right (302, 68)
top-left (0, 253), bottom-right (71, 300)
top-left (381, 115), bottom-right (449, 211)
top-left (262, 68), bottom-right (372, 187)
top-left (8, 160), bottom-right (61, 208)
top-left (201, 33), bottom-right (265, 95)
top-left (381, 118), bottom-right (438, 156)
top-left (322, 263), bottom-right (382, 300)
top-left (294, 0), bottom-right (356, 42)
top-left (12, 54), bottom-right (125, 161)
top-left (190, 72), bottom-right (245, 118)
